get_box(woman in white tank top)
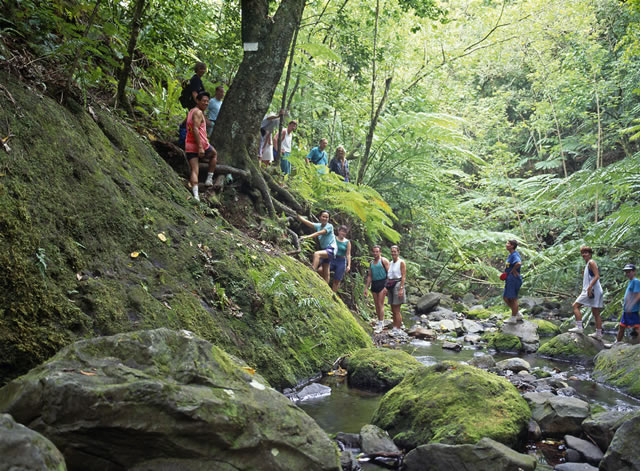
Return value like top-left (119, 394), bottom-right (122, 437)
top-left (386, 245), bottom-right (406, 335)
top-left (569, 246), bottom-right (604, 339)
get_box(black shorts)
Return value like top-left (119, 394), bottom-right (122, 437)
top-left (371, 279), bottom-right (386, 293)
top-left (186, 144), bottom-right (214, 160)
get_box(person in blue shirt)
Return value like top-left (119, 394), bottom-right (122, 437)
top-left (297, 210), bottom-right (337, 283)
top-left (615, 263), bottom-right (640, 344)
top-left (306, 139), bottom-right (328, 166)
top-left (206, 85), bottom-right (224, 138)
top-left (503, 239), bottom-right (523, 324)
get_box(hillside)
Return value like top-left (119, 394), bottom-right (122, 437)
top-left (0, 73), bottom-right (371, 388)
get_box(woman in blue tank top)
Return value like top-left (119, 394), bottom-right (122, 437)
top-left (364, 245), bottom-right (390, 333)
top-left (330, 225), bottom-right (351, 292)
top-left (297, 210), bottom-right (337, 283)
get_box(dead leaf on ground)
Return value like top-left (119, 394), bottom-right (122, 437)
top-left (79, 370), bottom-right (97, 376)
top-left (130, 251), bottom-right (140, 258)
top-left (157, 233), bottom-right (167, 242)
top-left (242, 366), bottom-right (256, 375)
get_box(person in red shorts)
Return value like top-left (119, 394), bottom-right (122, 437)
top-left (185, 91), bottom-right (217, 201)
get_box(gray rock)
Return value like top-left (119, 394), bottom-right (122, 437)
top-left (519, 297), bottom-right (544, 309)
top-left (416, 292), bottom-right (442, 314)
top-left (0, 413), bottom-right (67, 471)
top-left (339, 450), bottom-right (359, 471)
top-left (407, 325), bottom-right (436, 340)
top-left (404, 437), bottom-right (536, 471)
top-left (336, 432), bottom-right (361, 449)
top-left (427, 307), bottom-right (458, 321)
top-left (539, 332), bottom-right (604, 362)
top-left (462, 293), bottom-right (477, 305)
top-left (464, 334), bottom-right (483, 344)
top-left (501, 320), bottom-right (540, 353)
top-left (463, 319), bottom-right (484, 334)
top-left (600, 414), bottom-right (640, 471)
top-left (564, 435), bottom-right (604, 465)
top-left (524, 392), bottom-right (590, 436)
top-left (293, 382), bottom-right (332, 402)
top-left (528, 419), bottom-right (542, 440)
top-left (593, 343), bottom-right (640, 399)
top-left (469, 353), bottom-right (496, 369)
top-left (554, 464), bottom-right (599, 471)
top-left (359, 424), bottom-right (400, 455)
top-left (442, 341), bottom-right (462, 351)
top-left (0, 329), bottom-right (340, 471)
top-left (565, 448), bottom-right (582, 462)
top-left (582, 410), bottom-right (640, 450)
top-left (469, 304), bottom-right (485, 312)
top-left (496, 357), bottom-right (531, 373)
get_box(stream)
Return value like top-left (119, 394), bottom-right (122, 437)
top-left (298, 326), bottom-right (640, 470)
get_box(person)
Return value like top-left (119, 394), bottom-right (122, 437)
top-left (260, 130), bottom-right (274, 166)
top-left (274, 120), bottom-right (297, 175)
top-left (615, 263), bottom-right (640, 344)
top-left (330, 225), bottom-right (351, 292)
top-left (182, 62), bottom-right (206, 111)
top-left (185, 91), bottom-right (217, 201)
top-left (364, 245), bottom-right (390, 333)
top-left (206, 85), bottom-right (224, 138)
top-left (386, 245), bottom-right (406, 336)
top-left (297, 211), bottom-right (337, 283)
top-left (306, 139), bottom-right (328, 166)
top-left (259, 110), bottom-right (285, 159)
top-left (328, 145), bottom-right (350, 182)
top-left (503, 239), bottom-right (523, 324)
top-left (569, 246), bottom-right (604, 339)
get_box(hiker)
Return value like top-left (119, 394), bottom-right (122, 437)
top-left (503, 239), bottom-right (523, 324)
top-left (297, 211), bottom-right (337, 283)
top-left (306, 139), bottom-right (328, 166)
top-left (364, 245), bottom-right (390, 334)
top-left (274, 120), bottom-right (297, 175)
top-left (330, 225), bottom-right (351, 292)
top-left (615, 263), bottom-right (640, 344)
top-left (185, 91), bottom-right (217, 201)
top-left (386, 245), bottom-right (406, 336)
top-left (569, 246), bottom-right (604, 339)
top-left (328, 145), bottom-right (350, 182)
top-left (259, 110), bottom-right (285, 159)
top-left (260, 130), bottom-right (274, 166)
top-left (206, 84), bottom-right (224, 138)
top-left (181, 62), bottom-right (206, 111)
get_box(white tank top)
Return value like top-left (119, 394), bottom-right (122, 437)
top-left (388, 259), bottom-right (403, 280)
top-left (281, 130), bottom-right (293, 153)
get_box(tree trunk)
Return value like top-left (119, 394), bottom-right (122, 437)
top-left (116, 0), bottom-right (146, 111)
top-left (213, 0), bottom-right (306, 214)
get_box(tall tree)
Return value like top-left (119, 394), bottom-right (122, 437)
top-left (213, 0), bottom-right (306, 214)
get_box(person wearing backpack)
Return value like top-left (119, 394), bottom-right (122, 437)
top-left (180, 62), bottom-right (207, 111)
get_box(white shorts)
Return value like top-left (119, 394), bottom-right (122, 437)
top-left (575, 290), bottom-right (603, 309)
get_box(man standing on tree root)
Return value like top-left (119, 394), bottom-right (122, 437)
top-left (569, 246), bottom-right (604, 339)
top-left (185, 91), bottom-right (217, 202)
top-left (503, 239), bottom-right (523, 324)
top-left (365, 245), bottom-right (390, 334)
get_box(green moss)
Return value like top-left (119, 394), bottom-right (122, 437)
top-left (371, 362), bottom-right (531, 449)
top-left (0, 73), bottom-right (371, 388)
top-left (345, 348), bottom-right (424, 391)
top-left (466, 308), bottom-right (493, 320)
top-left (483, 332), bottom-right (522, 352)
top-left (537, 333), bottom-right (601, 362)
top-left (531, 368), bottom-right (552, 379)
top-left (531, 319), bottom-right (561, 337)
top-left (593, 344), bottom-right (640, 398)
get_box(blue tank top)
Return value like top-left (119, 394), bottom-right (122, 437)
top-left (370, 259), bottom-right (387, 281)
top-left (336, 239), bottom-right (349, 257)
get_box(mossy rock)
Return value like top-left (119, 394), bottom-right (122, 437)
top-left (537, 332), bottom-right (603, 362)
top-left (593, 343), bottom-right (640, 398)
top-left (344, 348), bottom-right (424, 392)
top-left (531, 319), bottom-right (561, 337)
top-left (371, 362), bottom-right (531, 449)
top-left (483, 332), bottom-right (522, 352)
top-left (0, 329), bottom-right (340, 470)
top-left (466, 308), bottom-right (493, 320)
top-left (0, 73), bottom-right (371, 388)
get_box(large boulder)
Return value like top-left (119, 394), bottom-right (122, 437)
top-left (593, 343), bottom-right (640, 398)
top-left (416, 293), bottom-right (442, 314)
top-left (483, 332), bottom-right (522, 352)
top-left (564, 434), bottom-right (604, 466)
top-left (344, 347), bottom-right (424, 392)
top-left (0, 329), bottom-right (340, 471)
top-left (359, 424), bottom-right (400, 455)
top-left (500, 320), bottom-right (540, 353)
top-left (371, 362), bottom-right (531, 449)
top-left (600, 414), bottom-right (640, 471)
top-left (0, 413), bottom-right (67, 471)
top-left (531, 319), bottom-right (561, 336)
top-left (537, 332), bottom-right (603, 362)
top-left (523, 392), bottom-right (590, 437)
top-left (403, 437), bottom-right (537, 471)
top-left (495, 358), bottom-right (531, 373)
top-left (582, 410), bottom-right (640, 451)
